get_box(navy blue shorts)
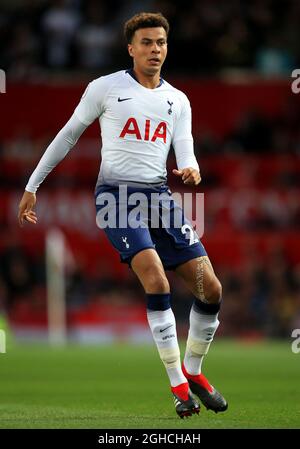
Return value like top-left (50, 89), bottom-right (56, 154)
top-left (95, 184), bottom-right (207, 270)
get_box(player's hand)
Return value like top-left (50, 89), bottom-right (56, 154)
top-left (172, 168), bottom-right (201, 185)
top-left (18, 190), bottom-right (37, 227)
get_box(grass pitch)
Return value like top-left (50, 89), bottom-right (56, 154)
top-left (0, 340), bottom-right (299, 429)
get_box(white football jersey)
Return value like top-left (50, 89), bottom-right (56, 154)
top-left (74, 70), bottom-right (198, 188)
top-left (25, 69), bottom-right (199, 194)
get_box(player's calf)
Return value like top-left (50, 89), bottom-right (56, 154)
top-left (202, 276), bottom-right (222, 304)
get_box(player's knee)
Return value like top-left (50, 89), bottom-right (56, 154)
top-left (144, 267), bottom-right (170, 293)
top-left (204, 277), bottom-right (222, 304)
top-left (146, 275), bottom-right (170, 293)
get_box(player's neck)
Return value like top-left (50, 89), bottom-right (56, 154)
top-left (132, 67), bottom-right (161, 89)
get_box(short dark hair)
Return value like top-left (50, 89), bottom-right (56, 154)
top-left (124, 12), bottom-right (169, 44)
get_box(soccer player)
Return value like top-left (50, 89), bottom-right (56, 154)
top-left (18, 12), bottom-right (227, 418)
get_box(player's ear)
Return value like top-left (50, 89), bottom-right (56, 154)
top-left (128, 44), bottom-right (134, 57)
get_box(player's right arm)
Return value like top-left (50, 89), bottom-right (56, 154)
top-left (18, 114), bottom-right (88, 226)
top-left (18, 79), bottom-right (104, 226)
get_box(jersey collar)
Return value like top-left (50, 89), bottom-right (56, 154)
top-left (125, 68), bottom-right (164, 88)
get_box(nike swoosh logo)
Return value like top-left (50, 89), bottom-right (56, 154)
top-left (118, 97), bottom-right (132, 102)
top-left (160, 324), bottom-right (173, 333)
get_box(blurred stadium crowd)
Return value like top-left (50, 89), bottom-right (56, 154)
top-left (0, 0), bottom-right (300, 341)
top-left (1, 0), bottom-right (300, 78)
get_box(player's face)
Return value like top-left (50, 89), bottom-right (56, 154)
top-left (128, 27), bottom-right (168, 76)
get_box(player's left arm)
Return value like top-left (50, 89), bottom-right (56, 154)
top-left (172, 93), bottom-right (201, 186)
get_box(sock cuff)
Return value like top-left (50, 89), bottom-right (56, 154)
top-left (193, 299), bottom-right (221, 315)
top-left (146, 293), bottom-right (171, 311)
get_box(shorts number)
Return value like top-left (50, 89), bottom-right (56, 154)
top-left (181, 224), bottom-right (199, 246)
